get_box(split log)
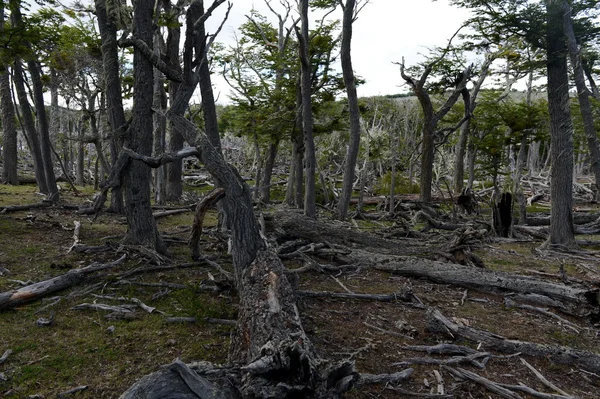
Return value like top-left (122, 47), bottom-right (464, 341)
top-left (0, 255), bottom-right (127, 310)
top-left (428, 308), bottom-right (600, 374)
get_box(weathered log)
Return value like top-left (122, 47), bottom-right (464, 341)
top-left (0, 255), bottom-right (126, 310)
top-left (272, 210), bottom-right (424, 256)
top-left (369, 253), bottom-right (599, 312)
top-left (428, 308), bottom-right (600, 374)
top-left (0, 201), bottom-right (52, 213)
top-left (527, 213), bottom-right (600, 226)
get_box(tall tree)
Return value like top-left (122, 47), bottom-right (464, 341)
top-left (10, 0), bottom-right (59, 200)
top-left (563, 0), bottom-right (600, 201)
top-left (545, 0), bottom-right (576, 248)
top-left (400, 36), bottom-right (472, 203)
top-left (121, 0), bottom-right (167, 253)
top-left (0, 0), bottom-right (17, 185)
top-left (95, 0), bottom-right (126, 213)
top-left (336, 0), bottom-right (365, 220)
top-left (297, 0), bottom-right (316, 217)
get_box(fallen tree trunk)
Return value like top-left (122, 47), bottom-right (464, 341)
top-left (0, 255), bottom-right (126, 310)
top-left (428, 308), bottom-right (600, 374)
top-left (271, 210), bottom-right (425, 256)
top-left (370, 254), bottom-right (598, 315)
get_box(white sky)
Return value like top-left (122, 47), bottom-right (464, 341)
top-left (206, 0), bottom-right (472, 103)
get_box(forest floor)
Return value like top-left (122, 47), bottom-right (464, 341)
top-left (0, 182), bottom-right (599, 398)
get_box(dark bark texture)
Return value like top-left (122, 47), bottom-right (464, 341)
top-left (545, 0), bottom-right (576, 248)
top-left (122, 0), bottom-right (166, 254)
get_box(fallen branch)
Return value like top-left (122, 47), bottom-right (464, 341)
top-left (519, 358), bottom-right (573, 398)
top-left (0, 201), bottom-right (52, 213)
top-left (297, 290), bottom-right (414, 303)
top-left (0, 349), bottom-right (12, 365)
top-left (0, 255), bottom-right (127, 310)
top-left (57, 385), bottom-right (88, 398)
top-left (443, 366), bottom-right (522, 399)
top-left (428, 308), bottom-right (600, 374)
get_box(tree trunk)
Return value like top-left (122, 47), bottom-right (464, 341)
top-left (298, 0), bottom-right (316, 218)
top-left (159, 0), bottom-right (183, 202)
top-left (76, 119), bottom-right (85, 186)
top-left (27, 58), bottom-right (59, 200)
top-left (544, 0), bottom-right (576, 249)
top-left (259, 139), bottom-right (279, 204)
top-left (337, 0), bottom-right (361, 220)
top-left (0, 63), bottom-right (18, 184)
top-left (453, 54), bottom-right (493, 194)
top-left (153, 30), bottom-right (167, 205)
top-left (563, 0), bottom-right (600, 201)
top-left (95, 0), bottom-right (125, 213)
top-left (12, 60), bottom-right (47, 194)
top-left (122, 0), bottom-right (166, 254)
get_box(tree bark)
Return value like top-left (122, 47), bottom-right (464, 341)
top-left (544, 0), bottom-right (576, 249)
top-left (12, 60), bottom-right (47, 194)
top-left (337, 0), bottom-right (361, 221)
top-left (297, 0), bottom-right (316, 218)
top-left (0, 2), bottom-right (17, 185)
top-left (122, 0), bottom-right (167, 254)
top-left (0, 67), bottom-right (18, 185)
top-left (95, 0), bottom-right (126, 213)
top-left (562, 0), bottom-right (600, 201)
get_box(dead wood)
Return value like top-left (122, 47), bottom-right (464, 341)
top-left (527, 213), bottom-right (600, 227)
top-left (297, 289), bottom-right (414, 303)
top-left (0, 201), bottom-right (52, 213)
top-left (152, 208), bottom-right (191, 219)
top-left (57, 385), bottom-right (88, 398)
top-left (370, 254), bottom-right (599, 314)
top-left (189, 187), bottom-right (225, 261)
top-left (356, 369), bottom-right (413, 386)
top-left (0, 349), bottom-right (12, 365)
top-left (428, 308), bottom-right (600, 374)
top-left (165, 317), bottom-right (237, 326)
top-left (271, 210), bottom-right (427, 256)
top-left (443, 366), bottom-right (524, 399)
top-left (393, 352), bottom-right (490, 369)
top-left (0, 255), bottom-right (126, 310)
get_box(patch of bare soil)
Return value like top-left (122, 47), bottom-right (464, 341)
top-left (0, 187), bottom-right (599, 398)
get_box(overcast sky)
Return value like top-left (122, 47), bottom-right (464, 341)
top-left (206, 0), bottom-right (472, 103)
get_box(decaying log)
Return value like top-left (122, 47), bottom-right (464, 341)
top-left (443, 366), bottom-right (523, 399)
top-left (297, 289), bottom-right (414, 303)
top-left (0, 255), bottom-right (127, 310)
top-left (229, 250), bottom-right (359, 397)
top-left (0, 201), bottom-right (52, 213)
top-left (189, 187), bottom-right (225, 261)
top-left (428, 308), bottom-right (600, 374)
top-left (369, 254), bottom-right (599, 313)
top-left (272, 210), bottom-right (425, 256)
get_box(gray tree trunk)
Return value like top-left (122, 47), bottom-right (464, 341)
top-left (544, 0), bottom-right (576, 249)
top-left (153, 29), bottom-right (167, 205)
top-left (12, 60), bottom-right (47, 194)
top-left (95, 0), bottom-right (125, 213)
top-left (297, 0), bottom-right (316, 218)
top-left (0, 68), bottom-right (17, 184)
top-left (11, 0), bottom-right (59, 200)
top-left (0, 3), bottom-right (17, 185)
top-left (27, 59), bottom-right (59, 200)
top-left (452, 54), bottom-right (493, 194)
top-left (76, 119), bottom-right (85, 186)
top-left (337, 0), bottom-right (361, 220)
top-left (285, 82), bottom-right (304, 208)
top-left (563, 0), bottom-right (600, 201)
top-left (122, 0), bottom-right (166, 254)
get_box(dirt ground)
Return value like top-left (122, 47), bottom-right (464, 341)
top-left (0, 184), bottom-right (599, 398)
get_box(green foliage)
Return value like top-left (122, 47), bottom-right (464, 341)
top-left (376, 171), bottom-right (419, 195)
